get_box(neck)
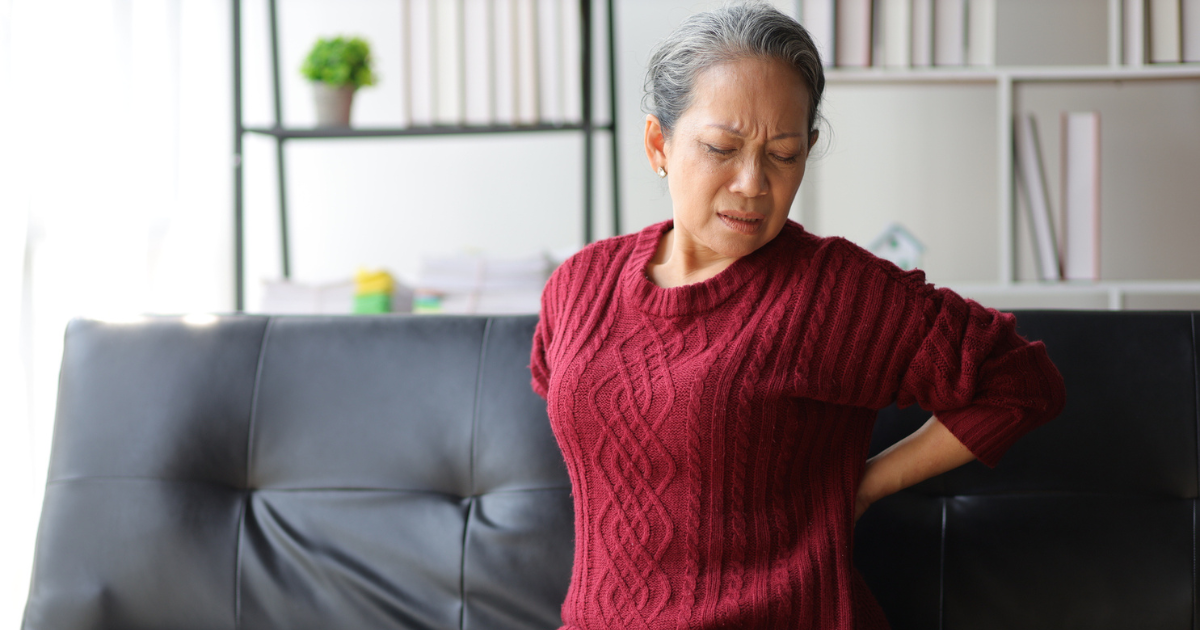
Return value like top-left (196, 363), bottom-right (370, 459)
top-left (647, 225), bottom-right (739, 288)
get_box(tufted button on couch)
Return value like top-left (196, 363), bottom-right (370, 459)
top-left (20, 312), bottom-right (1200, 630)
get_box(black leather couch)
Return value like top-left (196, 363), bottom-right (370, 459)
top-left (21, 312), bottom-right (1200, 630)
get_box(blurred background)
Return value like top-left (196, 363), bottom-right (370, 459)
top-left (1, 0), bottom-right (1198, 626)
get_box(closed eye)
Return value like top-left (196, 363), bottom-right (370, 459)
top-left (704, 144), bottom-right (734, 156)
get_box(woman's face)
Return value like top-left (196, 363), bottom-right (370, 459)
top-left (646, 56), bottom-right (817, 262)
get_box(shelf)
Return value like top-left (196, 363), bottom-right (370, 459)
top-left (243, 122), bottom-right (616, 140)
top-left (810, 3), bottom-right (1199, 310)
top-left (826, 64), bottom-right (1200, 84)
top-left (952, 280), bottom-right (1200, 293)
top-left (949, 281), bottom-right (1200, 311)
top-left (232, 0), bottom-right (622, 311)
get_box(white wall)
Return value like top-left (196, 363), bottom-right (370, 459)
top-left (803, 82), bottom-right (1000, 284)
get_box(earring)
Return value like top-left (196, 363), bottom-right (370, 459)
top-left (657, 166), bottom-right (667, 178)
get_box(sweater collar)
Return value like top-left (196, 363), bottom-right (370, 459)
top-left (620, 219), bottom-right (793, 317)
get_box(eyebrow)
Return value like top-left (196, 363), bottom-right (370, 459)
top-left (706, 124), bottom-right (805, 141)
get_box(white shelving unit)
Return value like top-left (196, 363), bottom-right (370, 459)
top-left (802, 0), bottom-right (1200, 311)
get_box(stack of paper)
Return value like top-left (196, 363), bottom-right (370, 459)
top-left (258, 274), bottom-right (414, 314)
top-left (416, 252), bottom-right (551, 314)
top-left (259, 279), bottom-right (356, 314)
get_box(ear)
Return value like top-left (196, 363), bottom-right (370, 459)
top-left (644, 114), bottom-right (668, 173)
top-left (808, 129), bottom-right (819, 152)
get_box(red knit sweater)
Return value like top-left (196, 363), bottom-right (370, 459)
top-left (530, 219), bottom-right (1065, 630)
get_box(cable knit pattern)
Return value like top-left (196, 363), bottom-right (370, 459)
top-left (530, 219), bottom-right (1065, 630)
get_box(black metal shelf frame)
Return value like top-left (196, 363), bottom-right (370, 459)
top-left (231, 0), bottom-right (622, 311)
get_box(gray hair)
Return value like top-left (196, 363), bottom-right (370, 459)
top-left (643, 2), bottom-right (825, 138)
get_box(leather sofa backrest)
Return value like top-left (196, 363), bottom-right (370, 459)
top-left (22, 311), bottom-right (1200, 630)
top-left (857, 311), bottom-right (1200, 630)
top-left (23, 315), bottom-right (572, 630)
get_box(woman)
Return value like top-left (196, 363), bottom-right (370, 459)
top-left (530, 4), bottom-right (1065, 629)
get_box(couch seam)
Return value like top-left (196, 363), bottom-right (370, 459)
top-left (237, 316), bottom-right (274, 630)
top-left (907, 489), bottom-right (1188, 499)
top-left (40, 476), bottom-right (1188, 499)
top-left (1191, 312), bottom-right (1198, 630)
top-left (233, 495), bottom-right (248, 630)
top-left (461, 317), bottom-right (491, 630)
top-left (460, 496), bottom-right (475, 630)
top-left (45, 475), bottom-right (247, 488)
top-left (938, 496), bottom-right (947, 630)
top-left (249, 485), bottom-right (570, 495)
top-left (245, 317), bottom-right (274, 490)
top-left (40, 476), bottom-right (574, 495)
top-left (471, 317), bottom-right (492, 497)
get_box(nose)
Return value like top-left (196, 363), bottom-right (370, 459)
top-left (729, 155), bottom-right (768, 197)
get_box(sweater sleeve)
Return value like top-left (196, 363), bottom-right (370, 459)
top-left (530, 260), bottom-right (568, 401)
top-left (897, 285), bottom-right (1066, 467)
top-left (530, 309), bottom-right (551, 400)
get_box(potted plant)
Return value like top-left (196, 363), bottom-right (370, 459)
top-left (301, 36), bottom-right (376, 127)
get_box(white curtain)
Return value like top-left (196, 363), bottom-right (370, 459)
top-left (0, 1), bottom-right (233, 624)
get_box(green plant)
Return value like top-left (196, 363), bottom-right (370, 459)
top-left (301, 36), bottom-right (376, 88)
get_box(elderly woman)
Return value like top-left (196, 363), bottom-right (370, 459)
top-left (531, 4), bottom-right (1064, 629)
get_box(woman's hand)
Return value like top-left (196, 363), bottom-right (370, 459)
top-left (854, 416), bottom-right (976, 523)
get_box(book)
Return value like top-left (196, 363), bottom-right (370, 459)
top-left (934, 0), bottom-right (966, 66)
top-left (409, 0), bottom-right (436, 126)
top-left (537, 0), bottom-right (563, 125)
top-left (493, 0), bottom-right (518, 124)
top-left (259, 279), bottom-right (356, 314)
top-left (872, 1), bottom-right (885, 67)
top-left (435, 0), bottom-right (465, 125)
top-left (966, 0), bottom-right (995, 66)
top-left (836, 0), bottom-right (873, 68)
top-left (912, 0), bottom-right (935, 66)
top-left (1125, 0), bottom-right (1146, 65)
top-left (397, 0), bottom-right (412, 126)
top-left (801, 0), bottom-right (836, 67)
top-left (1149, 0), bottom-right (1182, 63)
top-left (1014, 114), bottom-right (1061, 282)
top-left (879, 0), bottom-right (912, 68)
top-left (1184, 0), bottom-right (1200, 61)
top-left (1061, 112), bottom-right (1101, 281)
top-left (463, 0), bottom-right (493, 125)
top-left (516, 0), bottom-right (540, 124)
top-left (561, 0), bottom-right (582, 122)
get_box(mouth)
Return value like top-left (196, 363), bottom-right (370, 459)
top-left (717, 211), bottom-right (764, 235)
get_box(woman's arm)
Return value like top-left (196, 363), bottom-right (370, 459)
top-left (855, 415), bottom-right (975, 521)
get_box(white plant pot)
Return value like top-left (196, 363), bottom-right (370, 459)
top-left (312, 83), bottom-right (356, 127)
